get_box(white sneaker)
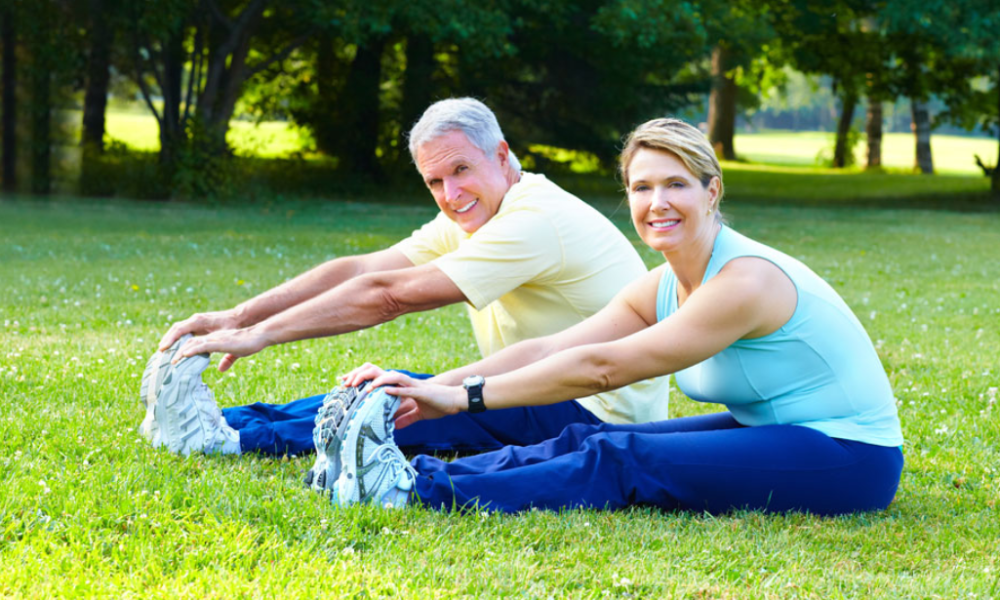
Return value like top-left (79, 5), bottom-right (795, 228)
top-left (336, 387), bottom-right (415, 508)
top-left (303, 382), bottom-right (369, 495)
top-left (152, 347), bottom-right (240, 456)
top-left (138, 334), bottom-right (192, 444)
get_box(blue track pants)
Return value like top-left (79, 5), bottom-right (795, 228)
top-left (412, 412), bottom-right (903, 516)
top-left (221, 370), bottom-right (602, 456)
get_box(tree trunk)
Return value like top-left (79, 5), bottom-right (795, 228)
top-left (311, 32), bottom-right (339, 156)
top-left (197, 2), bottom-right (265, 156)
top-left (707, 45), bottom-right (737, 161)
top-left (1, 6), bottom-right (16, 192)
top-left (865, 99), bottom-right (882, 169)
top-left (911, 98), bottom-right (934, 174)
top-left (81, 0), bottom-right (112, 152)
top-left (401, 34), bottom-right (434, 135)
top-left (993, 64), bottom-right (999, 202)
top-left (157, 27), bottom-right (187, 166)
top-left (26, 14), bottom-right (52, 196)
top-left (339, 36), bottom-right (386, 178)
top-left (833, 91), bottom-right (857, 168)
top-left (30, 67), bottom-right (50, 195)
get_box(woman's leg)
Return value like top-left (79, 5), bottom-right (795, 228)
top-left (411, 412), bottom-right (742, 476)
top-left (413, 421), bottom-right (903, 516)
top-left (395, 399), bottom-right (604, 455)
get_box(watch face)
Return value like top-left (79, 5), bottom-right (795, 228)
top-left (463, 375), bottom-right (485, 388)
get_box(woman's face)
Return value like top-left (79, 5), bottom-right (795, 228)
top-left (626, 148), bottom-right (720, 255)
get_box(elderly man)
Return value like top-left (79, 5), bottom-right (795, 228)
top-left (145, 98), bottom-right (669, 493)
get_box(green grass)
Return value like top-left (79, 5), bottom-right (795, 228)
top-left (1, 192), bottom-right (999, 597)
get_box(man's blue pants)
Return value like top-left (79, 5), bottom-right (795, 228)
top-left (220, 371), bottom-right (603, 456)
top-left (412, 412), bottom-right (904, 516)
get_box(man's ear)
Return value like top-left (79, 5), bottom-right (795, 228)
top-left (496, 140), bottom-right (510, 167)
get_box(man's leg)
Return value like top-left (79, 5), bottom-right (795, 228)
top-left (222, 394), bottom-right (326, 456)
top-left (413, 413), bottom-right (904, 515)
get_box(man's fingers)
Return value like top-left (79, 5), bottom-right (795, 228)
top-left (218, 353), bottom-right (238, 372)
top-left (158, 325), bottom-right (188, 351)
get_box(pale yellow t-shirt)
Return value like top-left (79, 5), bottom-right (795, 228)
top-left (394, 172), bottom-right (670, 425)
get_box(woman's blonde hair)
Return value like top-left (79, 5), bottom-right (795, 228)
top-left (619, 118), bottom-right (725, 208)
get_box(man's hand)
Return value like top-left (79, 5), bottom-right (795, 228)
top-left (159, 309), bottom-right (243, 352)
top-left (173, 327), bottom-right (269, 372)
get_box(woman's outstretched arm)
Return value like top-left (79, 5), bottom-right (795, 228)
top-left (373, 257), bottom-right (796, 420)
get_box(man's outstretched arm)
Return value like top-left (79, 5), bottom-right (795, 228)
top-left (175, 262), bottom-right (467, 371)
top-left (158, 247), bottom-right (414, 351)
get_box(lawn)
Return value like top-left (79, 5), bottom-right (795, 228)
top-left (1, 190), bottom-right (998, 597)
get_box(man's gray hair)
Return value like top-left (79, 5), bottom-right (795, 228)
top-left (407, 97), bottom-right (521, 173)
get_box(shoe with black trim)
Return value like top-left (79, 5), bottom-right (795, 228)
top-left (335, 387), bottom-right (415, 508)
top-left (303, 381), bottom-right (369, 495)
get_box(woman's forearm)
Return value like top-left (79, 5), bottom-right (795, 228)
top-left (431, 336), bottom-right (558, 385)
top-left (478, 343), bottom-right (627, 410)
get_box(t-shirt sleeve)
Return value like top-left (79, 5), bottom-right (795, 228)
top-left (431, 209), bottom-right (562, 310)
top-left (392, 212), bottom-right (456, 266)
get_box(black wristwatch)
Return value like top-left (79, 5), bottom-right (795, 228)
top-left (462, 375), bottom-right (486, 413)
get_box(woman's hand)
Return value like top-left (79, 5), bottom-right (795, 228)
top-left (366, 370), bottom-right (465, 429)
top-left (340, 362), bottom-right (390, 388)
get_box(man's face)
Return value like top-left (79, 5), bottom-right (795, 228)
top-left (416, 130), bottom-right (512, 234)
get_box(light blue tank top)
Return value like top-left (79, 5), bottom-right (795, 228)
top-left (656, 226), bottom-right (903, 447)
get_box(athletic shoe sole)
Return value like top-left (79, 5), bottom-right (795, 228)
top-left (138, 334), bottom-right (192, 442)
top-left (303, 382), bottom-right (369, 495)
top-left (153, 350), bottom-right (212, 456)
top-left (336, 387), bottom-right (402, 505)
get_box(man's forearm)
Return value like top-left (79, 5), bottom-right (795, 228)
top-left (252, 264), bottom-right (466, 349)
top-left (232, 255), bottom-right (371, 328)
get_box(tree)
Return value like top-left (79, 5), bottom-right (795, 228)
top-left (888, 0), bottom-right (1000, 196)
top-left (20, 0), bottom-right (80, 194)
top-left (1, 3), bottom-right (16, 192)
top-left (702, 0), bottom-right (779, 161)
top-left (771, 0), bottom-right (902, 169)
top-left (80, 0), bottom-right (114, 154)
top-left (465, 0), bottom-right (708, 168)
top-left (124, 0), bottom-right (317, 195)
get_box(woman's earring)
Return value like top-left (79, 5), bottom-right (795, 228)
top-left (706, 206), bottom-right (714, 215)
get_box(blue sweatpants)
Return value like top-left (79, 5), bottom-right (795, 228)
top-left (412, 412), bottom-right (904, 516)
top-left (221, 370), bottom-right (602, 456)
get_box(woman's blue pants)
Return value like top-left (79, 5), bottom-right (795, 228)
top-left (412, 412), bottom-right (903, 516)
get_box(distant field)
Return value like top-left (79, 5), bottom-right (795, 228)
top-left (101, 111), bottom-right (313, 158)
top-left (735, 130), bottom-right (998, 175)
top-left (99, 111), bottom-right (997, 177)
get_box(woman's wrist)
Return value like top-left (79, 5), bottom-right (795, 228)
top-left (452, 385), bottom-right (467, 414)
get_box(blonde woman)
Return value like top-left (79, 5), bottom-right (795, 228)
top-left (334, 118), bottom-right (903, 515)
